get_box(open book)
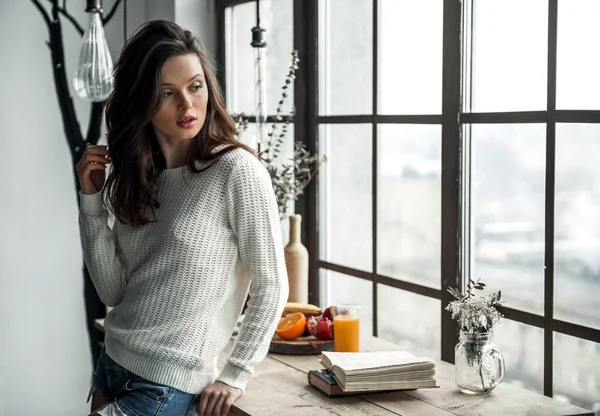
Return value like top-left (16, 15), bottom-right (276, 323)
top-left (320, 350), bottom-right (437, 393)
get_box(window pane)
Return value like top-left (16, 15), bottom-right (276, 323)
top-left (321, 270), bottom-right (373, 337)
top-left (319, 124), bottom-right (372, 272)
top-left (378, 0), bottom-right (443, 114)
top-left (319, 0), bottom-right (372, 115)
top-left (557, 0), bottom-right (600, 109)
top-left (377, 286), bottom-right (440, 359)
top-left (471, 124), bottom-right (546, 315)
top-left (471, 0), bottom-right (547, 112)
top-left (554, 333), bottom-right (600, 411)
top-left (554, 124), bottom-right (600, 330)
top-left (236, 122), bottom-right (295, 157)
top-left (226, 0), bottom-right (294, 115)
top-left (493, 320), bottom-right (543, 394)
top-left (377, 125), bottom-right (441, 288)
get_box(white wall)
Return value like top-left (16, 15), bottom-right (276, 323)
top-left (176, 0), bottom-right (218, 59)
top-left (0, 1), bottom-right (216, 414)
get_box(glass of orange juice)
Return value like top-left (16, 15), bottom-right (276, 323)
top-left (333, 304), bottom-right (360, 352)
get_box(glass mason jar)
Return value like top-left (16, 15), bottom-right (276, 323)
top-left (455, 331), bottom-right (505, 394)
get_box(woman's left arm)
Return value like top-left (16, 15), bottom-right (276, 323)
top-left (217, 156), bottom-right (289, 392)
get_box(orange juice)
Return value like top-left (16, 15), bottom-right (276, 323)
top-left (333, 315), bottom-right (360, 352)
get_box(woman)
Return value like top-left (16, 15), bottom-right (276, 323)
top-left (76, 20), bottom-right (288, 416)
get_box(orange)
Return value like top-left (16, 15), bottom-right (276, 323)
top-left (275, 312), bottom-right (306, 340)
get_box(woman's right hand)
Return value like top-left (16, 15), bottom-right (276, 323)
top-left (76, 145), bottom-right (111, 195)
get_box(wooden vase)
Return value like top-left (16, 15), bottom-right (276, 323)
top-left (284, 214), bottom-right (309, 303)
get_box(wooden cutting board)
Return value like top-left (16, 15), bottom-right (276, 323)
top-left (269, 335), bottom-right (334, 355)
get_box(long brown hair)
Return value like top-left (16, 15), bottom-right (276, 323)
top-left (103, 20), bottom-right (252, 227)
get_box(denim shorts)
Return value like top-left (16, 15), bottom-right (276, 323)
top-left (90, 345), bottom-right (200, 416)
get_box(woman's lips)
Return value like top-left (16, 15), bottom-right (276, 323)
top-left (177, 119), bottom-right (196, 128)
top-left (177, 115), bottom-right (197, 128)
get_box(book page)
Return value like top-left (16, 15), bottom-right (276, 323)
top-left (321, 351), bottom-right (434, 373)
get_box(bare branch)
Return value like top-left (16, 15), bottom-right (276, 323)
top-left (31, 0), bottom-right (52, 28)
top-left (102, 0), bottom-right (124, 25)
top-left (48, 0), bottom-right (58, 19)
top-left (43, 0), bottom-right (84, 35)
top-left (57, 5), bottom-right (84, 35)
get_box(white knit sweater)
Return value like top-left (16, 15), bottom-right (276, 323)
top-left (78, 147), bottom-right (288, 394)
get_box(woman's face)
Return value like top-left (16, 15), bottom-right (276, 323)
top-left (151, 53), bottom-right (209, 142)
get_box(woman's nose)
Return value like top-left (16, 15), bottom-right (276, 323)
top-left (180, 94), bottom-right (192, 110)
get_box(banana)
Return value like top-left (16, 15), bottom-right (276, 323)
top-left (282, 302), bottom-right (322, 317)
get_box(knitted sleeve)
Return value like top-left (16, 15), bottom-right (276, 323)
top-left (78, 191), bottom-right (127, 307)
top-left (218, 156), bottom-right (289, 392)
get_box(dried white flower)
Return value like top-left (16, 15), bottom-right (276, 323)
top-left (445, 279), bottom-right (503, 334)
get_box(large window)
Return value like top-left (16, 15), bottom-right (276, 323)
top-left (219, 0), bottom-right (600, 411)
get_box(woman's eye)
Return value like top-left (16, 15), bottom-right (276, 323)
top-left (192, 84), bottom-right (203, 91)
top-left (162, 91), bottom-right (173, 98)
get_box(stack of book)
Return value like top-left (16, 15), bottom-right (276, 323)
top-left (309, 350), bottom-right (437, 397)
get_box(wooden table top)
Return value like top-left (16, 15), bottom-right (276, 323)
top-left (222, 336), bottom-right (593, 416)
top-left (94, 319), bottom-right (592, 415)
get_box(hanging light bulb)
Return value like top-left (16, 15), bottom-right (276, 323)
top-left (73, 0), bottom-right (114, 102)
top-left (251, 0), bottom-right (267, 153)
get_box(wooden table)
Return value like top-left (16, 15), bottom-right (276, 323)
top-left (94, 320), bottom-right (592, 415)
